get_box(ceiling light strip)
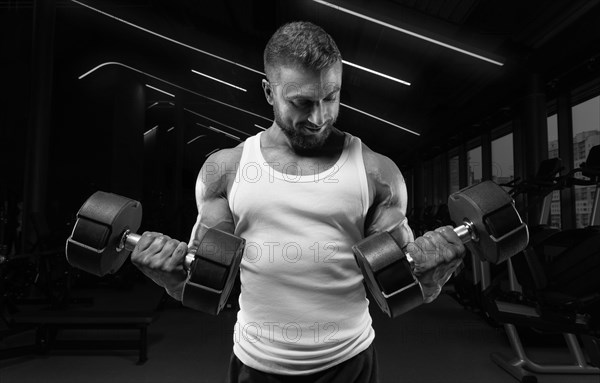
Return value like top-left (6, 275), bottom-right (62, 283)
top-left (196, 123), bottom-right (241, 141)
top-left (187, 134), bottom-right (206, 145)
top-left (70, 0), bottom-right (264, 75)
top-left (71, 1), bottom-right (415, 83)
top-left (167, 126), bottom-right (175, 132)
top-left (313, 0), bottom-right (504, 66)
top-left (147, 101), bottom-right (175, 109)
top-left (144, 125), bottom-right (159, 136)
top-left (191, 70), bottom-right (247, 92)
top-left (145, 84), bottom-right (175, 97)
top-left (79, 62), bottom-right (272, 122)
top-left (254, 124), bottom-right (267, 130)
top-left (341, 103), bottom-right (420, 136)
top-left (185, 108), bottom-right (251, 138)
top-left (343, 60), bottom-right (411, 86)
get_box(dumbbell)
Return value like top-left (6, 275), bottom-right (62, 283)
top-left (353, 180), bottom-right (529, 318)
top-left (65, 191), bottom-right (245, 315)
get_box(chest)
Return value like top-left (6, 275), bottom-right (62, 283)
top-left (261, 147), bottom-right (340, 177)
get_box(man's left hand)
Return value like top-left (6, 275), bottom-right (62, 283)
top-left (405, 226), bottom-right (466, 302)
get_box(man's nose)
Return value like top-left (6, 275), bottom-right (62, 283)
top-left (308, 102), bottom-right (326, 126)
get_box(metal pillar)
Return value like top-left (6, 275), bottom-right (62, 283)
top-left (21, 0), bottom-right (56, 252)
top-left (111, 76), bottom-right (145, 200)
top-left (172, 96), bottom-right (186, 238)
top-left (557, 91), bottom-right (576, 229)
top-left (522, 74), bottom-right (549, 224)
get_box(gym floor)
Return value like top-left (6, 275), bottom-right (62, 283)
top-left (1, 277), bottom-right (598, 383)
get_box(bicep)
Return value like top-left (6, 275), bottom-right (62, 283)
top-left (188, 155), bottom-right (236, 244)
top-left (364, 156), bottom-right (414, 246)
top-left (365, 199), bottom-right (414, 247)
top-left (189, 195), bottom-right (235, 242)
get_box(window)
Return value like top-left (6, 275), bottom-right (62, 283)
top-left (491, 133), bottom-right (514, 187)
top-left (467, 146), bottom-right (482, 186)
top-left (547, 113), bottom-right (561, 228)
top-left (548, 114), bottom-right (559, 159)
top-left (572, 95), bottom-right (600, 228)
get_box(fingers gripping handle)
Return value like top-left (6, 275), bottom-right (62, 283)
top-left (402, 221), bottom-right (476, 262)
top-left (120, 231), bottom-right (195, 271)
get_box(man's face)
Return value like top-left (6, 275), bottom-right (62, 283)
top-left (264, 62), bottom-right (342, 153)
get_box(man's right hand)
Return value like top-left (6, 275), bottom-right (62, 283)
top-left (131, 232), bottom-right (189, 300)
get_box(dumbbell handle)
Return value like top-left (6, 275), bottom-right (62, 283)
top-left (120, 230), bottom-right (195, 270)
top-left (453, 220), bottom-right (478, 244)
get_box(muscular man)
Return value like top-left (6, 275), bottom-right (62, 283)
top-left (132, 21), bottom-right (465, 383)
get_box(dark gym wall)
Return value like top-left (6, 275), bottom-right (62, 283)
top-left (0, 6), bottom-right (33, 255)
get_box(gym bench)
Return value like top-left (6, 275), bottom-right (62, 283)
top-left (486, 298), bottom-right (599, 383)
top-left (9, 310), bottom-right (158, 364)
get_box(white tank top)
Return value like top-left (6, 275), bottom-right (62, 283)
top-left (228, 131), bottom-right (374, 375)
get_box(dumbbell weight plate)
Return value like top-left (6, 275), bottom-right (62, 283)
top-left (353, 232), bottom-right (423, 318)
top-left (447, 180), bottom-right (528, 264)
top-left (182, 228), bottom-right (245, 315)
top-left (66, 191), bottom-right (142, 277)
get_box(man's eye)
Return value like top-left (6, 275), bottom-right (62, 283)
top-left (325, 96), bottom-right (337, 102)
top-left (292, 100), bottom-right (311, 108)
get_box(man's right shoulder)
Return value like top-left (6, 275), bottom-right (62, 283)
top-left (203, 143), bottom-right (244, 171)
top-left (198, 143), bottom-right (244, 193)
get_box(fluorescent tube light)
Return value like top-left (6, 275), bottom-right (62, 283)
top-left (341, 103), bottom-right (420, 136)
top-left (144, 125), bottom-right (159, 135)
top-left (145, 84), bottom-right (174, 97)
top-left (70, 0), bottom-right (263, 75)
top-left (185, 108), bottom-right (250, 138)
top-left (191, 70), bottom-right (247, 92)
top-left (187, 135), bottom-right (206, 145)
top-left (196, 123), bottom-right (241, 141)
top-left (313, 0), bottom-right (504, 66)
top-left (343, 60), bottom-right (411, 86)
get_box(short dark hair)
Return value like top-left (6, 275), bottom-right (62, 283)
top-left (263, 21), bottom-right (342, 81)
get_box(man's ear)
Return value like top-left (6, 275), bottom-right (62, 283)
top-left (262, 79), bottom-right (274, 105)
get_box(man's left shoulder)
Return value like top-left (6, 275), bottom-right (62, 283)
top-left (359, 142), bottom-right (401, 179)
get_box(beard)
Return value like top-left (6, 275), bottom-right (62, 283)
top-left (273, 106), bottom-right (337, 154)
